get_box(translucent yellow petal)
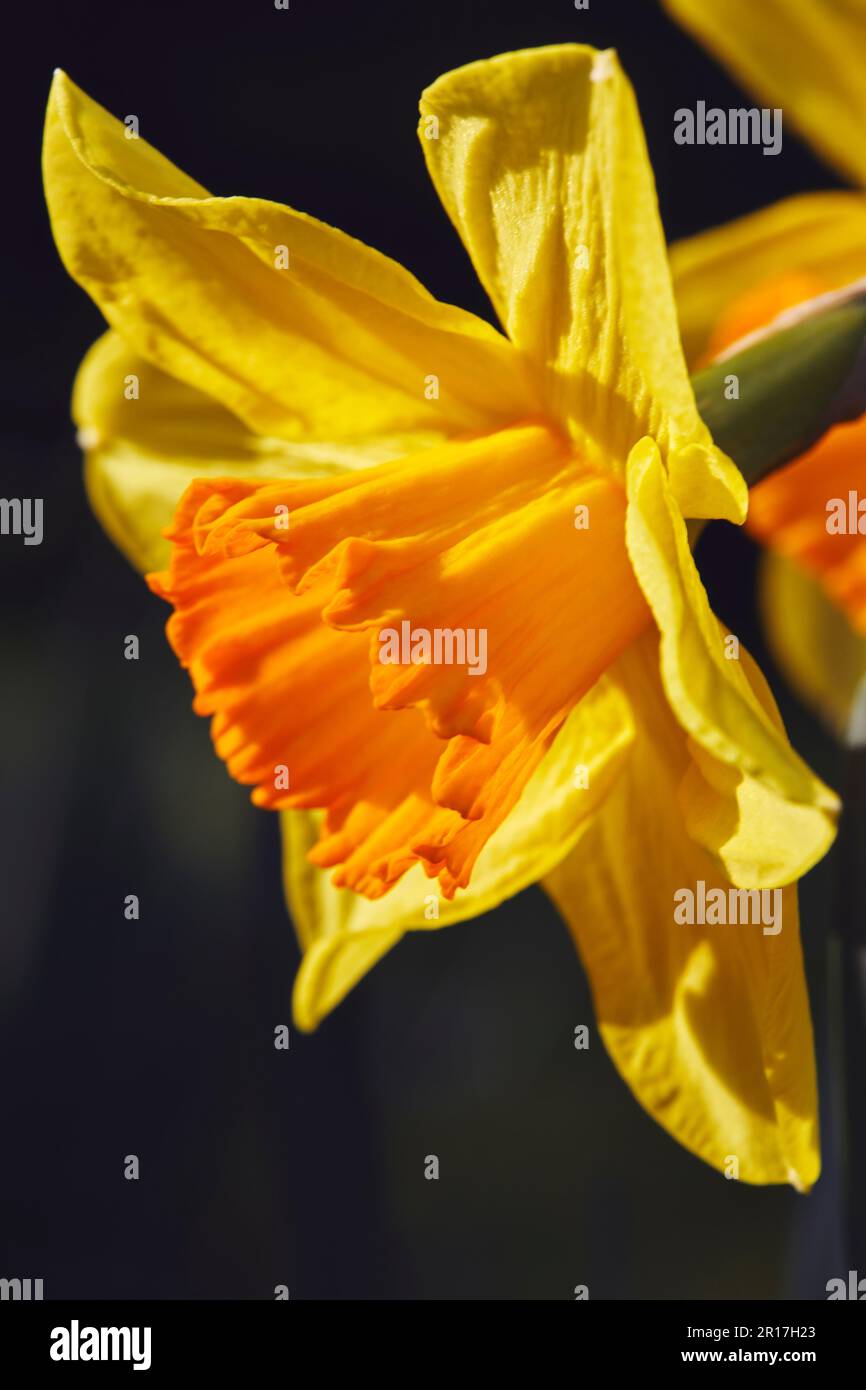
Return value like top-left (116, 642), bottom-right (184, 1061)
top-left (680, 643), bottom-right (838, 887)
top-left (283, 807), bottom-right (405, 1030)
top-left (670, 192), bottom-right (866, 365)
top-left (760, 551), bottom-right (866, 736)
top-left (418, 43), bottom-right (744, 521)
top-left (663, 0), bottom-right (866, 187)
top-left (74, 332), bottom-right (446, 573)
top-left (285, 678), bottom-right (635, 1031)
top-left (544, 633), bottom-right (820, 1189)
top-left (44, 71), bottom-right (535, 445)
top-left (625, 436), bottom-right (839, 882)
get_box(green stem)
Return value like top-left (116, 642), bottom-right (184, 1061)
top-left (692, 299), bottom-right (866, 489)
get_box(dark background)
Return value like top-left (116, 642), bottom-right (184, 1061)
top-left (0, 0), bottom-right (848, 1299)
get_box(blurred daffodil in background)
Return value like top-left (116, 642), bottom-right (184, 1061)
top-left (665, 0), bottom-right (866, 733)
top-left (44, 45), bottom-right (840, 1189)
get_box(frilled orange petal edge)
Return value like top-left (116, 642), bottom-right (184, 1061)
top-left (148, 422), bottom-right (651, 899)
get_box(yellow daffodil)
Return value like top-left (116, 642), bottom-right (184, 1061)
top-left (44, 46), bottom-right (839, 1188)
top-left (664, 0), bottom-right (866, 731)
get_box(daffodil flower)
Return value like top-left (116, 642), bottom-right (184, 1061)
top-left (44, 45), bottom-right (838, 1188)
top-left (664, 0), bottom-right (866, 732)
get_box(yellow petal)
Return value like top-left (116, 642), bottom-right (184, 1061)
top-left (72, 333), bottom-right (451, 1007)
top-left (670, 192), bottom-right (866, 365)
top-left (625, 436), bottom-right (838, 883)
top-left (286, 677), bottom-right (635, 1030)
top-left (75, 332), bottom-right (447, 573)
top-left (419, 43), bottom-right (744, 521)
top-left (663, 0), bottom-right (866, 187)
top-left (45, 71), bottom-right (535, 445)
top-left (760, 551), bottom-right (866, 736)
top-left (544, 633), bottom-right (820, 1188)
top-left (679, 642), bottom-right (838, 887)
top-left (283, 810), bottom-right (405, 1030)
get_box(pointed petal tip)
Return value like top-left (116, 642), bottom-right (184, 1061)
top-left (589, 48), bottom-right (618, 82)
top-left (75, 426), bottom-right (101, 451)
top-left (787, 1166), bottom-right (810, 1195)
